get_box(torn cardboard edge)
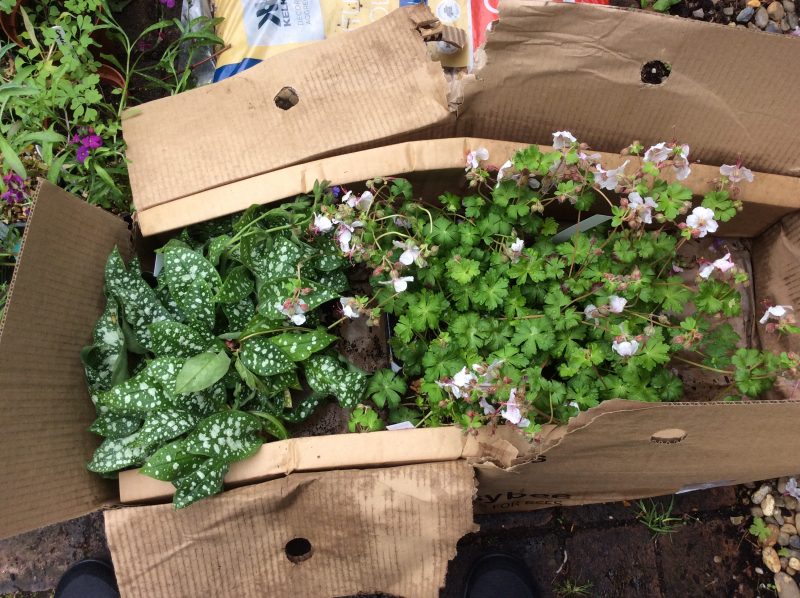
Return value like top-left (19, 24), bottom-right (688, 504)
top-left (135, 137), bottom-right (800, 237)
top-left (119, 398), bottom-right (800, 505)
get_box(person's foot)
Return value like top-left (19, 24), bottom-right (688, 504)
top-left (55, 559), bottom-right (119, 598)
top-left (463, 553), bottom-right (539, 598)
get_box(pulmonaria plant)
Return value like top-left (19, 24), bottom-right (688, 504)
top-left (315, 134), bottom-right (800, 435)
top-left (82, 188), bottom-right (368, 508)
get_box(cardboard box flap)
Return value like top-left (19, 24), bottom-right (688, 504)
top-left (0, 182), bottom-right (131, 539)
top-left (106, 461), bottom-right (477, 598)
top-left (474, 399), bottom-right (800, 510)
top-left (459, 1), bottom-right (800, 178)
top-left (122, 4), bottom-right (450, 211)
top-left (135, 137), bottom-right (800, 237)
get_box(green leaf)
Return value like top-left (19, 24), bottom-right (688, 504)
top-left (150, 321), bottom-right (214, 357)
top-left (185, 411), bottom-right (264, 461)
top-left (654, 278), bottom-right (692, 312)
top-left (407, 290), bottom-right (449, 332)
top-left (239, 337), bottom-right (294, 376)
top-left (87, 433), bottom-right (150, 474)
top-left (281, 391), bottom-right (326, 423)
top-left (249, 411), bottom-right (289, 440)
top-left (223, 297), bottom-right (256, 331)
top-left (215, 265), bottom-right (253, 304)
top-left (173, 457), bottom-right (229, 509)
top-left (207, 235), bottom-right (232, 266)
top-left (701, 191), bottom-right (736, 223)
top-left (174, 278), bottom-right (216, 331)
top-left (304, 354), bottom-right (367, 409)
top-left (99, 374), bottom-right (172, 416)
top-left (446, 257), bottom-right (481, 284)
top-left (179, 381), bottom-right (229, 416)
top-left (175, 351), bottom-right (231, 394)
top-left (261, 237), bottom-right (304, 281)
top-left (366, 369), bottom-right (406, 409)
top-left (511, 318), bottom-right (556, 357)
top-left (474, 272), bottom-right (509, 311)
top-left (270, 330), bottom-right (337, 361)
top-left (140, 439), bottom-right (207, 482)
top-left (162, 245), bottom-right (220, 291)
top-left (135, 409), bottom-right (198, 448)
top-left (89, 414), bottom-right (143, 439)
top-left (0, 131), bottom-right (26, 177)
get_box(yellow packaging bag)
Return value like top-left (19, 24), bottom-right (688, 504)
top-left (212, 0), bottom-right (471, 81)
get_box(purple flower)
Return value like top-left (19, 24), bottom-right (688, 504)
top-left (331, 186), bottom-right (341, 198)
top-left (1, 173), bottom-right (30, 205)
top-left (76, 145), bottom-right (90, 164)
top-left (159, 0), bottom-right (176, 7)
top-left (83, 129), bottom-right (103, 149)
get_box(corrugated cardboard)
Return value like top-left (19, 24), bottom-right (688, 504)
top-left (106, 461), bottom-right (477, 598)
top-left (124, 1), bottom-right (800, 223)
top-left (0, 182), bottom-right (131, 539)
top-left (134, 137), bottom-right (800, 236)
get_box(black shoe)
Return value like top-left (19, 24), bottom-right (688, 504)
top-left (463, 553), bottom-right (539, 598)
top-left (55, 559), bottom-right (120, 598)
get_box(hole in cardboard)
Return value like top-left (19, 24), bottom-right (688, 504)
top-left (641, 61), bottom-right (671, 85)
top-left (274, 87), bottom-right (299, 110)
top-left (650, 428), bottom-right (687, 444)
top-left (285, 537), bottom-right (313, 563)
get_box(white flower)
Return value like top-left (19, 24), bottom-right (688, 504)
top-left (479, 397), bottom-right (496, 415)
top-left (510, 238), bottom-right (524, 254)
top-left (644, 142), bottom-right (671, 164)
top-left (685, 206), bottom-right (718, 238)
top-left (313, 213), bottom-right (333, 233)
top-left (698, 263), bottom-right (716, 280)
top-left (466, 147), bottom-right (489, 170)
top-left (786, 478), bottom-right (800, 500)
top-left (380, 274), bottom-right (414, 293)
top-left (612, 339), bottom-right (640, 357)
top-left (497, 159), bottom-right (513, 182)
top-left (339, 297), bottom-right (360, 319)
top-left (393, 240), bottom-right (422, 266)
top-left (628, 191), bottom-right (658, 224)
top-left (334, 220), bottom-right (363, 253)
top-left (290, 314), bottom-right (306, 325)
top-left (277, 299), bottom-right (309, 326)
top-left (342, 190), bottom-right (356, 208)
top-left (673, 144), bottom-right (691, 181)
top-left (720, 164), bottom-right (754, 184)
top-left (760, 305), bottom-right (793, 325)
top-left (453, 367), bottom-right (477, 389)
top-left (584, 304), bottom-right (599, 323)
top-left (594, 160), bottom-right (629, 191)
top-left (608, 295), bottom-right (627, 314)
top-left (552, 131), bottom-right (577, 150)
top-left (390, 360), bottom-right (402, 373)
top-left (355, 191), bottom-right (374, 211)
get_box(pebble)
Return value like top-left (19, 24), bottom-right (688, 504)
top-left (789, 11), bottom-right (799, 27)
top-left (788, 514), bottom-right (797, 525)
top-left (781, 533), bottom-right (792, 547)
top-left (791, 535), bottom-right (800, 549)
top-left (784, 557), bottom-right (791, 569)
top-left (755, 485), bottom-right (773, 505)
top-left (783, 524), bottom-right (799, 535)
top-left (765, 495), bottom-right (778, 517)
top-left (781, 16), bottom-right (791, 30)
top-left (757, 567), bottom-right (766, 574)
top-left (737, 5), bottom-right (756, 21)
top-left (731, 516), bottom-right (745, 525)
top-left (776, 572), bottom-right (800, 598)
top-left (778, 512), bottom-right (787, 526)
top-left (791, 557), bottom-right (800, 570)
top-left (782, 478), bottom-right (791, 494)
top-left (692, 7), bottom-right (705, 17)
top-left (770, 525), bottom-right (783, 546)
top-left (753, 507), bottom-right (765, 518)
top-left (723, 5), bottom-right (735, 14)
top-left (766, 20), bottom-right (782, 30)
top-left (713, 555), bottom-right (722, 564)
top-left (748, 21), bottom-right (760, 27)
top-left (790, 567), bottom-right (798, 577)
top-left (779, 497), bottom-right (788, 508)
top-left (783, 0), bottom-right (796, 13)
top-left (748, 0), bottom-right (762, 6)
top-left (768, 1), bottom-right (786, 19)
top-left (766, 547), bottom-right (784, 573)
top-left (755, 6), bottom-right (770, 27)
top-left (788, 497), bottom-right (799, 510)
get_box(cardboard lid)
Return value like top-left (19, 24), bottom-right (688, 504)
top-left (0, 182), bottom-right (131, 539)
top-left (124, 1), bottom-right (800, 219)
top-left (106, 461), bottom-right (477, 598)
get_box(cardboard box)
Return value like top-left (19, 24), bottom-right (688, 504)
top-left (3, 3), bottom-right (800, 596)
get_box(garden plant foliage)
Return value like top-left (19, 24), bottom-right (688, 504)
top-left (84, 136), bottom-right (800, 507)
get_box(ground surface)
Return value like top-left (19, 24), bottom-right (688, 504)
top-left (0, 484), bottom-right (777, 598)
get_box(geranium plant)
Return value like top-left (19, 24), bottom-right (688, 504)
top-left (314, 133), bottom-right (800, 436)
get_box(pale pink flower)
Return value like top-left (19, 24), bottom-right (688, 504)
top-left (500, 388), bottom-right (529, 427)
top-left (628, 191), bottom-right (658, 224)
top-left (479, 397), bottom-right (496, 415)
top-left (334, 220), bottom-right (363, 254)
top-left (698, 263), bottom-right (716, 280)
top-left (393, 240), bottom-right (422, 266)
top-left (608, 295), bottom-right (627, 314)
top-left (380, 274), bottom-right (414, 293)
top-left (713, 253), bottom-right (735, 273)
top-left (552, 131), bottom-right (577, 150)
top-left (584, 304), bottom-right (600, 323)
top-left (497, 159), bottom-right (513, 182)
top-left (673, 144), bottom-right (691, 181)
top-left (313, 213), bottom-right (333, 233)
top-left (339, 297), bottom-right (360, 319)
top-left (276, 299), bottom-right (309, 326)
top-left (719, 164), bottom-right (754, 184)
top-left (685, 207), bottom-right (718, 238)
top-left (466, 147), bottom-right (490, 170)
top-left (594, 160), bottom-right (629, 191)
top-left (644, 142), bottom-right (671, 164)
